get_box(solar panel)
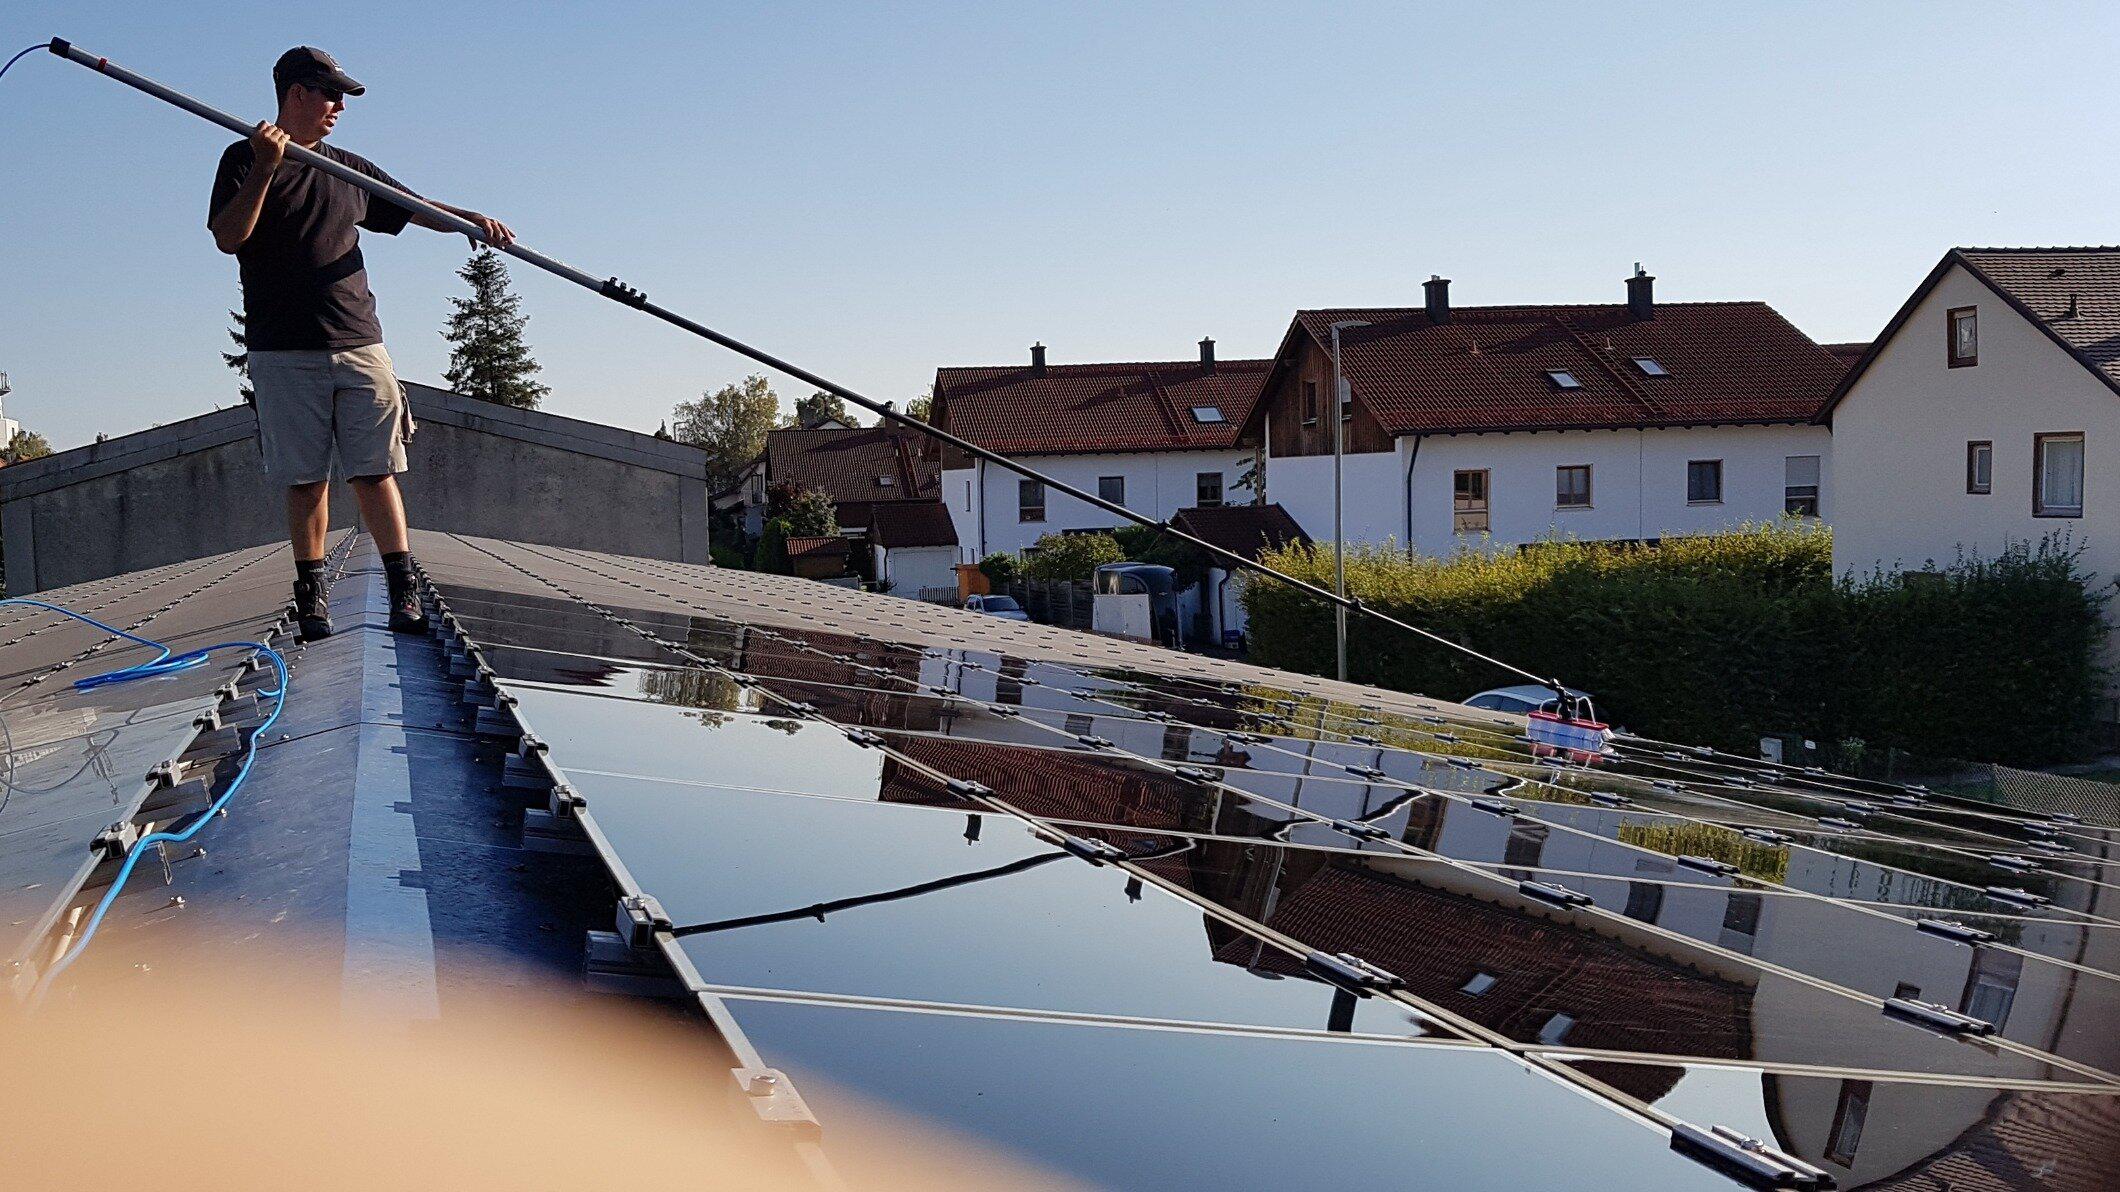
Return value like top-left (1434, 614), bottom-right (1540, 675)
top-left (0, 543), bottom-right (293, 975)
top-left (566, 769), bottom-right (1450, 1036)
top-left (715, 996), bottom-right (1734, 1192)
top-left (413, 532), bottom-right (2120, 1187)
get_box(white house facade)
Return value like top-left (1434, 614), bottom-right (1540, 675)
top-left (1244, 272), bottom-right (1850, 555)
top-left (1827, 247), bottom-right (2119, 709)
top-left (931, 342), bottom-right (1269, 562)
top-left (941, 447), bottom-right (1254, 560)
top-left (1266, 422), bottom-right (1831, 555)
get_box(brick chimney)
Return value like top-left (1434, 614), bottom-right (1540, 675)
top-left (1626, 264), bottom-right (1655, 320)
top-left (1424, 275), bottom-right (1451, 324)
top-left (1030, 342), bottom-right (1047, 376)
top-left (1198, 337), bottom-right (1216, 374)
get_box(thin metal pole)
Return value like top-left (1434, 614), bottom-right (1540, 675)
top-left (1329, 319), bottom-right (1368, 684)
top-left (41, 38), bottom-right (1559, 693)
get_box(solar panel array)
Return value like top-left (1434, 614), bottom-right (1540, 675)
top-left (415, 531), bottom-right (2120, 1191)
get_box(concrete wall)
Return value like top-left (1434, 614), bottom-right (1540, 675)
top-left (1, 382), bottom-right (710, 593)
top-left (1831, 261), bottom-right (2118, 697)
top-left (1265, 423), bottom-right (1829, 554)
top-left (941, 448), bottom-right (1255, 561)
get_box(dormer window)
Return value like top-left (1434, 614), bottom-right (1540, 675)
top-left (1189, 405), bottom-right (1225, 424)
top-left (1545, 370), bottom-right (1582, 390)
top-left (1632, 357), bottom-right (1669, 377)
top-left (1949, 306), bottom-right (1978, 367)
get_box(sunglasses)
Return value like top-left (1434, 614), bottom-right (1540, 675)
top-left (304, 83), bottom-right (345, 103)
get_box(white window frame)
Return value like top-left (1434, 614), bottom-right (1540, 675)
top-left (1784, 455), bottom-right (1821, 517)
top-left (1966, 440), bottom-right (1992, 495)
top-left (2033, 432), bottom-right (2084, 518)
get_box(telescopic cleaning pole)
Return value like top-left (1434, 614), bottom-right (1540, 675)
top-left (42, 37), bottom-right (1566, 698)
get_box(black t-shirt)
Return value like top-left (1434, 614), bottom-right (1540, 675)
top-left (209, 140), bottom-right (417, 351)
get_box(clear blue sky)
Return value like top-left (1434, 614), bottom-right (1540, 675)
top-left (4, 2), bottom-right (2116, 451)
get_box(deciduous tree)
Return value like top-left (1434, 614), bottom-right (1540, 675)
top-left (672, 374), bottom-right (780, 491)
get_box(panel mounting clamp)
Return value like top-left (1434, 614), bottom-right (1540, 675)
top-left (1303, 950), bottom-right (1404, 995)
top-left (1518, 880), bottom-right (1594, 908)
top-left (92, 819), bottom-right (142, 859)
top-left (616, 893), bottom-right (673, 948)
top-left (729, 1067), bottom-right (820, 1137)
top-left (1669, 1122), bottom-right (1834, 1189)
top-left (1882, 997), bottom-right (1995, 1035)
top-left (1031, 826), bottom-right (1128, 866)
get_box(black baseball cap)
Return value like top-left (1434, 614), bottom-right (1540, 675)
top-left (273, 46), bottom-right (365, 96)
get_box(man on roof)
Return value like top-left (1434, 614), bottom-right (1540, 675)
top-left (208, 46), bottom-right (514, 640)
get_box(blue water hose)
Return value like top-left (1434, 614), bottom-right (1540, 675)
top-left (0, 598), bottom-right (289, 996)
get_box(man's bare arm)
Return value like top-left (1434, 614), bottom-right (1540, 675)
top-left (208, 122), bottom-right (290, 254)
top-left (405, 202), bottom-right (516, 249)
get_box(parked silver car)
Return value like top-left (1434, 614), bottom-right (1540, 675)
top-left (1462, 684), bottom-right (1596, 719)
top-left (963, 594), bottom-right (1031, 622)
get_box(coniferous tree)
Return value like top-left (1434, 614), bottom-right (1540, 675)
top-left (441, 249), bottom-right (549, 409)
top-left (222, 311), bottom-right (254, 405)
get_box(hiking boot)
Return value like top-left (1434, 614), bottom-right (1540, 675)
top-left (292, 575), bottom-right (333, 642)
top-left (387, 576), bottom-right (429, 634)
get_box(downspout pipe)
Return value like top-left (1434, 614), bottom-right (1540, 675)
top-left (1403, 435), bottom-right (1423, 554)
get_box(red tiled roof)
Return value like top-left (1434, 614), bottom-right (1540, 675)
top-left (932, 357), bottom-right (1271, 455)
top-left (1861, 1085), bottom-right (2120, 1191)
top-left (1169, 503), bottom-right (1310, 562)
top-left (765, 425), bottom-right (938, 506)
top-left (783, 535), bottom-right (851, 561)
top-left (866, 500), bottom-right (959, 549)
top-left (882, 736), bottom-right (1190, 835)
top-left (1264, 302), bottom-right (1845, 437)
top-left (1821, 341), bottom-right (1870, 367)
top-left (1225, 864), bottom-right (1754, 1058)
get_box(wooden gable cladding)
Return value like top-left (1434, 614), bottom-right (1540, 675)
top-left (1260, 329), bottom-right (1397, 457)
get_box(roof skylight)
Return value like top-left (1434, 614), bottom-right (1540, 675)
top-left (1190, 406), bottom-right (1226, 424)
top-left (1545, 370), bottom-right (1582, 390)
top-left (1633, 357), bottom-right (1670, 377)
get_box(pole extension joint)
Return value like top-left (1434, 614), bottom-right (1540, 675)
top-left (600, 277), bottom-right (648, 307)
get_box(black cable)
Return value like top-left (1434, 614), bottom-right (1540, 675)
top-left (0, 43), bottom-right (46, 84)
top-left (670, 851), bottom-right (1069, 937)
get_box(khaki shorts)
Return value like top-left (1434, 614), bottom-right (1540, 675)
top-left (251, 343), bottom-right (415, 485)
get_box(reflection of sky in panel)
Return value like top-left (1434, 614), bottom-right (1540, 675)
top-left (573, 771), bottom-right (1441, 1037)
top-left (506, 686), bottom-right (887, 797)
top-left (722, 999), bottom-right (1733, 1192)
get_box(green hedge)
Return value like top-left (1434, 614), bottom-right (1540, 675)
top-left (1242, 524), bottom-right (2107, 766)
